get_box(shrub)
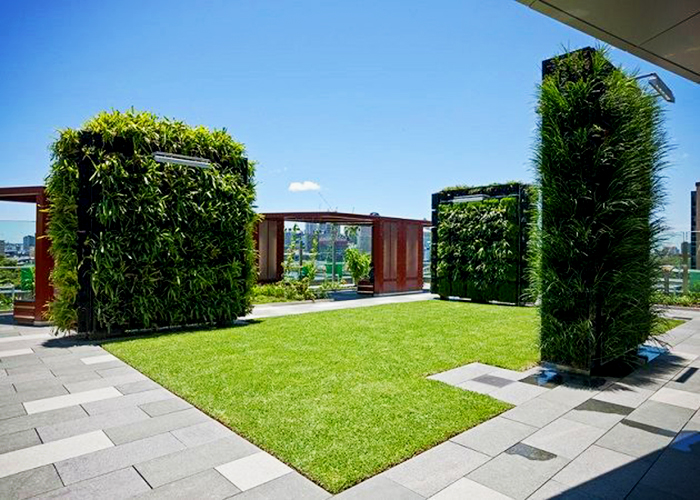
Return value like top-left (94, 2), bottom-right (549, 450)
top-left (344, 247), bottom-right (371, 284)
top-left (431, 183), bottom-right (533, 304)
top-left (47, 110), bottom-right (256, 336)
top-left (534, 48), bottom-right (668, 371)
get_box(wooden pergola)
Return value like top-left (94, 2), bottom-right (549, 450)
top-left (257, 211), bottom-right (429, 295)
top-left (0, 186), bottom-right (53, 325)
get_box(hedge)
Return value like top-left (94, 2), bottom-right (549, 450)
top-left (431, 183), bottom-right (533, 304)
top-left (534, 48), bottom-right (668, 371)
top-left (46, 110), bottom-right (256, 336)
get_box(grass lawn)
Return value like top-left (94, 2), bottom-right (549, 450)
top-left (103, 300), bottom-right (540, 492)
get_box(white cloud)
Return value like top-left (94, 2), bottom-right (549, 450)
top-left (289, 181), bottom-right (321, 192)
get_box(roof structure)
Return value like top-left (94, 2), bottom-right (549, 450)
top-left (261, 211), bottom-right (430, 226)
top-left (518, 0), bottom-right (700, 83)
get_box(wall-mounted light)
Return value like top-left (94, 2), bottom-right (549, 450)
top-left (635, 73), bottom-right (675, 103)
top-left (152, 152), bottom-right (212, 168)
top-left (451, 194), bottom-right (490, 203)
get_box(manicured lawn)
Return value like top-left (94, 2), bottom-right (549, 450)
top-left (104, 300), bottom-right (539, 492)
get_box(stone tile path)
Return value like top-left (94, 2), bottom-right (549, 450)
top-left (1, 307), bottom-right (699, 499)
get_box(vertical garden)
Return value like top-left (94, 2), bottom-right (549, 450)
top-left (47, 110), bottom-right (256, 336)
top-left (534, 48), bottom-right (668, 371)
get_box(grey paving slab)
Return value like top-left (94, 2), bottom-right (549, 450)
top-left (215, 451), bottom-right (292, 491)
top-left (528, 479), bottom-right (603, 500)
top-left (134, 468), bottom-right (241, 500)
top-left (673, 341), bottom-right (700, 355)
top-left (430, 477), bottom-right (512, 500)
top-left (135, 436), bottom-right (259, 488)
top-left (115, 379), bottom-right (161, 394)
top-left (383, 441), bottom-right (489, 497)
top-left (64, 372), bottom-right (146, 393)
top-left (334, 476), bottom-right (425, 500)
top-left (625, 400), bottom-right (694, 433)
top-left (37, 406), bottom-right (151, 442)
top-left (32, 466), bottom-right (151, 500)
top-left (552, 445), bottom-right (654, 500)
top-left (105, 407), bottom-right (210, 445)
top-left (55, 432), bottom-right (186, 485)
top-left (0, 464), bottom-right (64, 500)
top-left (232, 471), bottom-right (331, 500)
top-left (171, 420), bottom-right (233, 447)
top-left (522, 418), bottom-right (607, 460)
top-left (12, 376), bottom-right (66, 393)
top-left (635, 448), bottom-right (700, 500)
top-left (0, 384), bottom-right (16, 396)
top-left (0, 402), bottom-right (26, 421)
top-left (472, 374), bottom-right (514, 388)
top-left (595, 420), bottom-right (674, 458)
top-left (490, 381), bottom-right (549, 405)
top-left (592, 383), bottom-right (654, 409)
top-left (467, 444), bottom-right (570, 500)
top-left (564, 399), bottom-right (634, 430)
top-left (95, 365), bottom-right (141, 378)
top-left (501, 398), bottom-right (570, 428)
top-left (536, 385), bottom-right (601, 409)
top-left (0, 368), bottom-right (53, 384)
top-left (1, 384), bottom-right (68, 406)
top-left (627, 483), bottom-right (688, 500)
top-left (81, 388), bottom-right (173, 415)
top-left (0, 405), bottom-right (87, 436)
top-left (650, 386), bottom-right (700, 409)
top-left (139, 396), bottom-right (192, 417)
top-left (428, 362), bottom-right (497, 386)
top-left (0, 428), bottom-right (42, 454)
top-left (450, 416), bottom-right (538, 456)
top-left (457, 379), bottom-right (499, 395)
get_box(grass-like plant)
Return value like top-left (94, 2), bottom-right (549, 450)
top-left (46, 110), bottom-right (256, 335)
top-left (533, 48), bottom-right (669, 370)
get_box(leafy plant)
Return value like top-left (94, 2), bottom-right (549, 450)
top-left (46, 110), bottom-right (256, 335)
top-left (344, 247), bottom-right (371, 285)
top-left (533, 47), bottom-right (668, 370)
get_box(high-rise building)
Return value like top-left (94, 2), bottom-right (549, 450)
top-left (0, 240), bottom-right (5, 256)
top-left (23, 235), bottom-right (36, 253)
top-left (692, 182), bottom-right (699, 269)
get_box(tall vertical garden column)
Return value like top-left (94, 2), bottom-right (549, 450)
top-left (535, 48), bottom-right (668, 372)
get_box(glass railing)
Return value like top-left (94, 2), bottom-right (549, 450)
top-left (0, 220), bottom-right (36, 311)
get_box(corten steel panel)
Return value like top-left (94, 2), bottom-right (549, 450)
top-left (275, 219), bottom-right (284, 281)
top-left (256, 220), bottom-right (284, 282)
top-left (397, 222), bottom-right (407, 291)
top-left (372, 221), bottom-right (385, 294)
top-left (34, 190), bottom-right (53, 322)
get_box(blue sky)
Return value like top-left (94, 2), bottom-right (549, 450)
top-left (1, 0), bottom-right (698, 241)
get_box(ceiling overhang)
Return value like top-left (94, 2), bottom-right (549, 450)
top-left (518, 0), bottom-right (700, 83)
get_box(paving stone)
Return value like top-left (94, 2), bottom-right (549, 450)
top-left (0, 428), bottom-right (42, 454)
top-left (472, 374), bottom-right (515, 388)
top-left (37, 406), bottom-right (150, 442)
top-left (0, 348), bottom-right (34, 358)
top-left (64, 373), bottom-right (145, 393)
top-left (12, 377), bottom-right (66, 393)
top-left (0, 333), bottom-right (50, 344)
top-left (116, 379), bottom-right (161, 394)
top-left (428, 362), bottom-right (496, 386)
top-left (595, 420), bottom-right (674, 458)
top-left (96, 365), bottom-right (140, 378)
top-left (430, 477), bottom-right (512, 500)
top-left (383, 441), bottom-right (489, 497)
top-left (0, 368), bottom-right (53, 385)
top-left (135, 436), bottom-right (259, 488)
top-left (32, 466), bottom-right (151, 500)
top-left (536, 384), bottom-right (601, 409)
top-left (0, 403), bottom-right (26, 421)
top-left (139, 396), bottom-right (191, 417)
top-left (0, 383), bottom-right (15, 395)
top-left (636, 448), bottom-right (700, 499)
top-left (528, 479), bottom-right (601, 500)
top-left (650, 386), bottom-right (700, 410)
top-left (450, 416), bottom-right (537, 456)
top-left (467, 444), bottom-right (569, 500)
top-left (0, 464), bottom-right (64, 499)
top-left (522, 418), bottom-right (607, 460)
top-left (55, 432), bottom-right (185, 484)
top-left (1, 384), bottom-right (68, 406)
top-left (0, 430), bottom-right (114, 479)
top-left (81, 388), bottom-right (173, 415)
top-left (232, 470), bottom-right (331, 500)
top-left (456, 379), bottom-right (498, 395)
top-left (627, 483), bottom-right (688, 500)
top-left (24, 386), bottom-right (122, 414)
top-left (625, 400), bottom-right (694, 433)
top-left (490, 381), bottom-right (550, 405)
top-left (593, 383), bottom-right (654, 409)
top-left (81, 354), bottom-right (118, 365)
top-left (552, 445), bottom-right (654, 500)
top-left (501, 398), bottom-right (570, 428)
top-left (171, 420), bottom-right (233, 447)
top-left (618, 374), bottom-right (667, 392)
top-left (0, 405), bottom-right (87, 436)
top-left (334, 476), bottom-right (425, 500)
top-left (105, 407), bottom-right (210, 445)
top-left (674, 342), bottom-right (700, 355)
top-left (216, 451), bottom-right (292, 491)
top-left (2, 358), bottom-right (47, 372)
top-left (134, 468), bottom-right (241, 499)
top-left (565, 399), bottom-right (634, 430)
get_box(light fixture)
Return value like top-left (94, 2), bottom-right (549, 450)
top-left (451, 194), bottom-right (490, 203)
top-left (152, 152), bottom-right (211, 168)
top-left (635, 73), bottom-right (675, 103)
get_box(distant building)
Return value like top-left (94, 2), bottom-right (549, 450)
top-left (0, 240), bottom-right (4, 256)
top-left (23, 235), bottom-right (35, 253)
top-left (693, 182), bottom-right (700, 269)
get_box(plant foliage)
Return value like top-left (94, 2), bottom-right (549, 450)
top-left (47, 110), bottom-right (256, 335)
top-left (344, 247), bottom-right (371, 284)
top-left (534, 48), bottom-right (668, 370)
